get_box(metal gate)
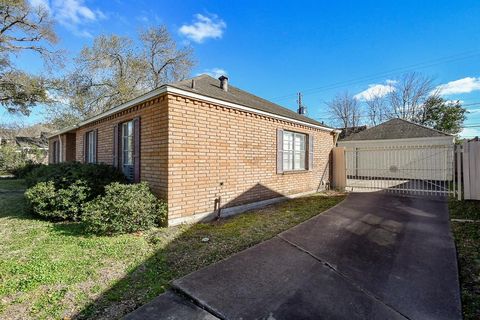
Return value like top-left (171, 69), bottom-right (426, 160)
top-left (344, 144), bottom-right (456, 197)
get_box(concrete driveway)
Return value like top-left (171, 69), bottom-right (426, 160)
top-left (125, 193), bottom-right (462, 320)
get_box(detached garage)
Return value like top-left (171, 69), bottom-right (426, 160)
top-left (337, 119), bottom-right (455, 193)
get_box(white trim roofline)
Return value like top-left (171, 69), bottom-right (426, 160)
top-left (49, 85), bottom-right (339, 138)
top-left (48, 86), bottom-right (167, 137)
top-left (337, 136), bottom-right (455, 145)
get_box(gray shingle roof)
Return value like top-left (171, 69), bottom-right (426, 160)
top-left (15, 136), bottom-right (48, 148)
top-left (338, 125), bottom-right (368, 140)
top-left (170, 75), bottom-right (331, 128)
top-left (50, 75), bottom-right (336, 137)
top-left (341, 118), bottom-right (451, 141)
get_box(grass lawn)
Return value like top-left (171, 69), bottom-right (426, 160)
top-left (0, 178), bottom-right (26, 191)
top-left (449, 198), bottom-right (480, 320)
top-left (0, 179), bottom-right (345, 319)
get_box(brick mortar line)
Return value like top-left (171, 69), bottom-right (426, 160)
top-left (276, 234), bottom-right (412, 320)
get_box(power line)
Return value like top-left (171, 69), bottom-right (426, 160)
top-left (313, 114), bottom-right (480, 127)
top-left (457, 97), bottom-right (480, 102)
top-left (274, 51), bottom-right (480, 101)
top-left (463, 102), bottom-right (480, 107)
top-left (314, 101), bottom-right (480, 118)
top-left (315, 115), bottom-right (480, 125)
top-left (269, 50), bottom-right (480, 102)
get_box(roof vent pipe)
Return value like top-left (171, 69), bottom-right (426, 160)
top-left (219, 75), bottom-right (228, 92)
top-left (191, 79), bottom-right (195, 89)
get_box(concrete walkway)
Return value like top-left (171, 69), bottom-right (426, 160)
top-left (124, 193), bottom-right (462, 320)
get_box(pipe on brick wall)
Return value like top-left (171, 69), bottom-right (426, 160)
top-left (216, 181), bottom-right (224, 219)
top-left (319, 131), bottom-right (341, 190)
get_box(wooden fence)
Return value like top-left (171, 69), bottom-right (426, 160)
top-left (332, 147), bottom-right (346, 191)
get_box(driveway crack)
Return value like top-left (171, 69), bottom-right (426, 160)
top-left (276, 234), bottom-right (412, 320)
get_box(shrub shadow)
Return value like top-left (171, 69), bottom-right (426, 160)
top-left (0, 188), bottom-right (92, 237)
top-left (71, 183), bottom-right (320, 319)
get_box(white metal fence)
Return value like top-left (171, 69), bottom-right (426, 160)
top-left (344, 144), bottom-right (455, 197)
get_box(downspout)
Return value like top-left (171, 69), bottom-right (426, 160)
top-left (216, 182), bottom-right (223, 220)
top-left (320, 131), bottom-right (341, 190)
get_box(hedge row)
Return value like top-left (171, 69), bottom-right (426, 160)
top-left (25, 161), bottom-right (127, 195)
top-left (83, 182), bottom-right (167, 234)
top-left (24, 162), bottom-right (166, 235)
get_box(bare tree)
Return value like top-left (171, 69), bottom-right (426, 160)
top-left (0, 0), bottom-right (59, 115)
top-left (48, 26), bottom-right (195, 128)
top-left (72, 35), bottom-right (145, 114)
top-left (327, 91), bottom-right (362, 129)
top-left (0, 122), bottom-right (52, 139)
top-left (386, 72), bottom-right (434, 122)
top-left (365, 94), bottom-right (388, 126)
top-left (140, 26), bottom-right (194, 89)
top-left (0, 0), bottom-right (57, 57)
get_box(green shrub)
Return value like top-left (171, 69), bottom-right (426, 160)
top-left (23, 162), bottom-right (126, 221)
top-left (11, 160), bottom-right (43, 178)
top-left (25, 180), bottom-right (90, 220)
top-left (25, 162), bottom-right (126, 198)
top-left (82, 182), bottom-right (166, 235)
top-left (0, 144), bottom-right (46, 175)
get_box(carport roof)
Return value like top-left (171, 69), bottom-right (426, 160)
top-left (341, 118), bottom-right (452, 141)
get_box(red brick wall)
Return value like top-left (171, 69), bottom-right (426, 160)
top-left (48, 133), bottom-right (76, 163)
top-left (71, 96), bottom-right (168, 198)
top-left (48, 92), bottom-right (335, 225)
top-left (166, 94), bottom-right (335, 223)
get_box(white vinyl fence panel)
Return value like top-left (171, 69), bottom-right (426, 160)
top-left (462, 140), bottom-right (480, 200)
top-left (346, 145), bottom-right (454, 181)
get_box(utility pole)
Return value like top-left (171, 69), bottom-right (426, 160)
top-left (297, 92), bottom-right (306, 115)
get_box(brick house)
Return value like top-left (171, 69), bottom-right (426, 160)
top-left (49, 75), bottom-right (339, 225)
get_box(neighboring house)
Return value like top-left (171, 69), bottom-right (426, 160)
top-left (15, 133), bottom-right (49, 150)
top-left (337, 118), bottom-right (455, 180)
top-left (16, 133), bottom-right (49, 163)
top-left (0, 132), bottom-right (49, 164)
top-left (48, 75), bottom-right (339, 225)
top-left (337, 125), bottom-right (368, 140)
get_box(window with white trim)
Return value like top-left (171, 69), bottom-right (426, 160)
top-left (283, 131), bottom-right (306, 171)
top-left (52, 140), bottom-right (60, 163)
top-left (121, 121), bottom-right (134, 181)
top-left (85, 131), bottom-right (96, 163)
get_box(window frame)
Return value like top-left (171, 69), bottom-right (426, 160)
top-left (85, 130), bottom-right (96, 164)
top-left (282, 130), bottom-right (307, 171)
top-left (120, 120), bottom-right (134, 181)
top-left (52, 140), bottom-right (60, 164)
